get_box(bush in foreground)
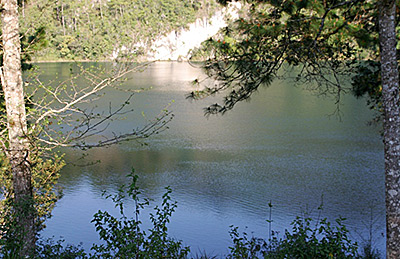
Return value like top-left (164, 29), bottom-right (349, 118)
top-left (90, 171), bottom-right (190, 258)
top-left (1, 170), bottom-right (380, 258)
top-left (227, 216), bottom-right (359, 258)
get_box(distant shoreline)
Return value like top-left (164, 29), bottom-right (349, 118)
top-left (27, 59), bottom-right (104, 63)
top-left (28, 59), bottom-right (204, 64)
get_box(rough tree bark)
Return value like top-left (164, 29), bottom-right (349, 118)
top-left (378, 1), bottom-right (400, 258)
top-left (1, 0), bottom-right (35, 256)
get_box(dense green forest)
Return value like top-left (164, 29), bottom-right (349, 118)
top-left (20, 0), bottom-right (218, 61)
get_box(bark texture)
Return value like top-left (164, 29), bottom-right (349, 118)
top-left (378, 1), bottom-right (400, 258)
top-left (1, 0), bottom-right (35, 256)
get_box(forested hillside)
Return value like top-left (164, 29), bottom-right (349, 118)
top-left (20, 0), bottom-right (218, 61)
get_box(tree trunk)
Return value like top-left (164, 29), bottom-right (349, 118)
top-left (378, 1), bottom-right (400, 258)
top-left (61, 3), bottom-right (66, 36)
top-left (1, 0), bottom-right (35, 256)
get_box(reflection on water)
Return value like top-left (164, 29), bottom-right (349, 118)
top-left (36, 62), bottom-right (385, 255)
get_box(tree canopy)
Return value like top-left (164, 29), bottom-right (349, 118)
top-left (20, 0), bottom-right (218, 60)
top-left (189, 0), bottom-right (381, 115)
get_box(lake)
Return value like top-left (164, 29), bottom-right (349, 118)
top-left (34, 62), bottom-right (385, 256)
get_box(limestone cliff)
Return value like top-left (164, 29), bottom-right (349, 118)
top-left (146, 2), bottom-right (241, 61)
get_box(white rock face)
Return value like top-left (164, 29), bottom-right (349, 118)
top-left (147, 2), bottom-right (241, 61)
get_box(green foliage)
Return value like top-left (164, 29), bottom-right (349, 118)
top-left (227, 226), bottom-right (266, 259)
top-left (31, 152), bottom-right (65, 230)
top-left (0, 150), bottom-right (65, 256)
top-left (227, 216), bottom-right (359, 259)
top-left (190, 0), bottom-right (381, 115)
top-left (270, 217), bottom-right (358, 258)
top-left (20, 0), bottom-right (218, 61)
top-left (90, 169), bottom-right (190, 258)
top-left (351, 60), bottom-right (382, 120)
top-left (35, 238), bottom-right (87, 259)
top-left (0, 170), bottom-right (189, 258)
top-left (0, 169), bottom-right (375, 258)
top-left (358, 243), bottom-right (381, 259)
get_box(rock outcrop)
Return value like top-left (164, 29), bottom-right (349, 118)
top-left (147, 2), bottom-right (240, 61)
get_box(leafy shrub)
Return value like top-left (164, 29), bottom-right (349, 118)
top-left (0, 150), bottom-right (65, 257)
top-left (227, 216), bottom-right (359, 259)
top-left (35, 238), bottom-right (87, 259)
top-left (227, 225), bottom-right (266, 259)
top-left (271, 217), bottom-right (358, 258)
top-left (0, 167), bottom-right (371, 258)
top-left (90, 169), bottom-right (190, 258)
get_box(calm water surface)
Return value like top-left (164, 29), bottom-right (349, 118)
top-left (36, 62), bottom-right (385, 256)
